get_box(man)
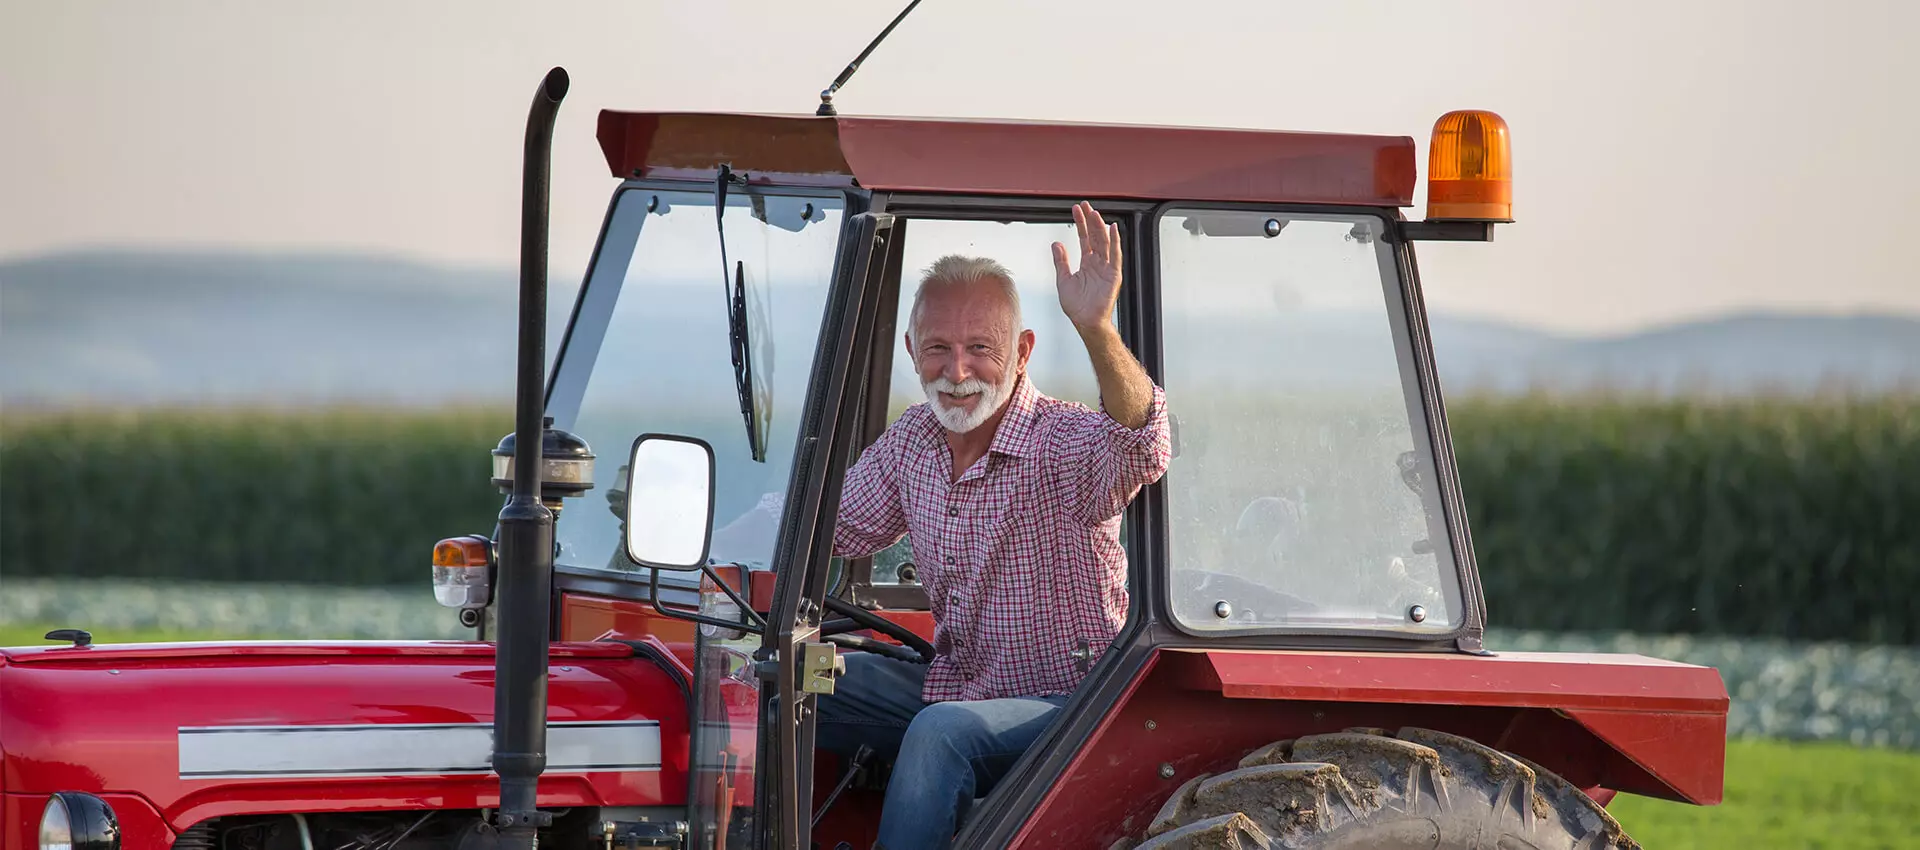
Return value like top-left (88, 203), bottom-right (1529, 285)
top-left (817, 202), bottom-right (1172, 850)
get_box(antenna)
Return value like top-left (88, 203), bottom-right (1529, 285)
top-left (816, 0), bottom-right (924, 117)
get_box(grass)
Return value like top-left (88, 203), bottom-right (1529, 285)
top-left (1613, 738), bottom-right (1920, 848)
top-left (7, 622), bottom-right (1915, 845)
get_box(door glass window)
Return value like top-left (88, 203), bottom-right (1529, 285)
top-left (869, 218), bottom-right (1108, 583)
top-left (1158, 209), bottom-right (1462, 634)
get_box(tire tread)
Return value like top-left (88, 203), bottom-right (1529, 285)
top-left (1116, 727), bottom-right (1641, 849)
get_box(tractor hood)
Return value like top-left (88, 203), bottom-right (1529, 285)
top-left (0, 640), bottom-right (690, 835)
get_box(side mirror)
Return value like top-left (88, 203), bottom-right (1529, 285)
top-left (623, 434), bottom-right (716, 571)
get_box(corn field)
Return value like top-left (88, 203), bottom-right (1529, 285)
top-left (1448, 394), bottom-right (1919, 643)
top-left (0, 406), bottom-right (509, 586)
top-left (3, 395), bottom-right (1916, 643)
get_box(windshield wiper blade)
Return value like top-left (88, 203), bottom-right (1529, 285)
top-left (729, 259), bottom-right (765, 463)
top-left (715, 165), bottom-right (766, 463)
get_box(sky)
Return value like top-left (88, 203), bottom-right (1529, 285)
top-left (2, 0), bottom-right (1915, 334)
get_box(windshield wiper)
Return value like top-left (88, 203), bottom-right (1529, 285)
top-left (715, 165), bottom-right (766, 463)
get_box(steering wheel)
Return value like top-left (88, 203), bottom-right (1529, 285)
top-left (820, 596), bottom-right (936, 664)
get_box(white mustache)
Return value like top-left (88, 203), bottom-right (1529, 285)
top-left (925, 377), bottom-right (992, 397)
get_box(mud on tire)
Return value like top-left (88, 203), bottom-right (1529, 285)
top-left (1111, 727), bottom-right (1638, 850)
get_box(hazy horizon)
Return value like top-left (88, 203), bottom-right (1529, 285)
top-left (10, 244), bottom-right (1919, 340)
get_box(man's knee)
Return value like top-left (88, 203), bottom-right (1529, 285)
top-left (903, 702), bottom-right (985, 753)
top-left (902, 697), bottom-right (1067, 767)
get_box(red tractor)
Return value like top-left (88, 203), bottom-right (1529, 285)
top-left (4, 57), bottom-right (1726, 850)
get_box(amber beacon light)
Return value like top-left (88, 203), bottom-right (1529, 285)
top-left (1426, 110), bottom-right (1512, 222)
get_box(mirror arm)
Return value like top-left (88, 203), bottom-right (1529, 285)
top-left (647, 566), bottom-right (766, 636)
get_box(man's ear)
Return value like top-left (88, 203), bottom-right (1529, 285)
top-left (1017, 328), bottom-right (1036, 373)
top-left (904, 331), bottom-right (916, 361)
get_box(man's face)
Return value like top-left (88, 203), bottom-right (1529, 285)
top-left (907, 277), bottom-right (1035, 434)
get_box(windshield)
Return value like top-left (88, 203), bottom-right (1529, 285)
top-left (1158, 208), bottom-right (1462, 634)
top-left (546, 186), bottom-right (845, 576)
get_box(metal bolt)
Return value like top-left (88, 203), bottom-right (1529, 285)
top-left (801, 203), bottom-right (815, 221)
top-left (108, 670), bottom-right (120, 675)
top-left (1159, 763), bottom-right (1176, 779)
top-left (647, 195), bottom-right (659, 213)
top-left (1214, 601), bottom-right (1233, 619)
top-left (1263, 218), bottom-right (1283, 237)
top-left (1145, 719), bottom-right (1158, 731)
top-left (1409, 605), bottom-right (1428, 623)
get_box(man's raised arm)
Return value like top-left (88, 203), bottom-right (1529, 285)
top-left (1052, 201), bottom-right (1154, 429)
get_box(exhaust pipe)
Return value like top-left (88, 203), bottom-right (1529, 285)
top-left (487, 65), bottom-right (569, 849)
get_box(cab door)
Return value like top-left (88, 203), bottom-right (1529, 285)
top-left (753, 211), bottom-right (898, 850)
top-left (533, 177), bottom-right (870, 849)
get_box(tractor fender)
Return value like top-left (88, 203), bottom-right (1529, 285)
top-left (1005, 646), bottom-right (1727, 849)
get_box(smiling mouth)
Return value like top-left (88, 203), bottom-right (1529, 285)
top-left (939, 392), bottom-right (979, 407)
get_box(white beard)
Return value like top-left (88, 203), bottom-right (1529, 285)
top-left (923, 371), bottom-right (1018, 433)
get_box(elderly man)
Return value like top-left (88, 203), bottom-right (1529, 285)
top-left (816, 202), bottom-right (1172, 850)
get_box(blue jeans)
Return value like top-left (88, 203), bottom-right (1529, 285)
top-left (815, 654), bottom-right (1067, 850)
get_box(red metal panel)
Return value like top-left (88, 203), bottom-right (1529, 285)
top-left (596, 111), bottom-right (855, 187)
top-left (102, 793), bottom-right (175, 850)
top-left (0, 640), bottom-right (631, 665)
top-left (1565, 708), bottom-right (1727, 805)
top-left (1008, 648), bottom-right (1728, 848)
top-left (6, 793), bottom-right (41, 850)
top-left (559, 591), bottom-right (700, 668)
top-left (557, 586), bottom-right (932, 653)
top-left (836, 116), bottom-right (1415, 206)
top-left (867, 610), bottom-right (934, 644)
top-left (595, 111), bottom-right (1416, 207)
top-left (1192, 649), bottom-right (1728, 714)
top-left (0, 642), bottom-right (687, 834)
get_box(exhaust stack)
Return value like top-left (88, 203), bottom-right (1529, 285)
top-left (484, 65), bottom-right (569, 850)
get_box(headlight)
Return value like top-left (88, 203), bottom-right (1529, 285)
top-left (38, 795), bottom-right (68, 850)
top-left (41, 793), bottom-right (118, 850)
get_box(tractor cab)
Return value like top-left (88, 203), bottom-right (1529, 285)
top-left (435, 67), bottom-right (1725, 850)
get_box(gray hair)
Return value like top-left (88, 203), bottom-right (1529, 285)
top-left (908, 255), bottom-right (1023, 341)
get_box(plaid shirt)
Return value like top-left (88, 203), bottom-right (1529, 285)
top-left (834, 376), bottom-right (1172, 702)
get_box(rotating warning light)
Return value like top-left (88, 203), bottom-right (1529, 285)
top-left (1427, 110), bottom-right (1512, 222)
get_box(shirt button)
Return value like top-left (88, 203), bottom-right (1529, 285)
top-left (944, 555), bottom-right (955, 565)
top-left (947, 506), bottom-right (960, 517)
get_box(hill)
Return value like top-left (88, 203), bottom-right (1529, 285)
top-left (3, 251), bottom-right (1915, 407)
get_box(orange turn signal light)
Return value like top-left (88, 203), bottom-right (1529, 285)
top-left (432, 535), bottom-right (493, 609)
top-left (1426, 110), bottom-right (1512, 222)
top-left (433, 536), bottom-right (491, 568)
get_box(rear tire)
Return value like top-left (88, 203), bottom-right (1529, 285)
top-left (1113, 727), bottom-right (1638, 850)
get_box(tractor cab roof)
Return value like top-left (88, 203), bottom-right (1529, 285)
top-left (595, 111), bottom-right (1418, 207)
